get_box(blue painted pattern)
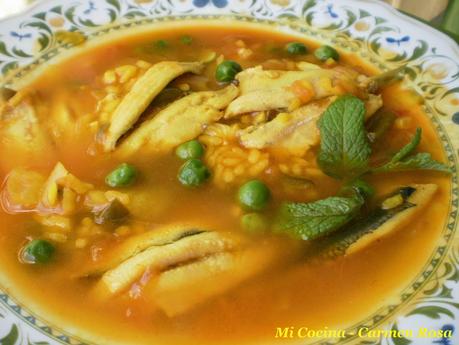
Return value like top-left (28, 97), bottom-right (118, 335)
top-left (193, 0), bottom-right (228, 8)
top-left (325, 4), bottom-right (338, 18)
top-left (432, 324), bottom-right (454, 345)
top-left (83, 1), bottom-right (97, 15)
top-left (10, 31), bottom-right (31, 41)
top-left (386, 35), bottom-right (410, 46)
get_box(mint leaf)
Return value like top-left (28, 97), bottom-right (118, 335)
top-left (317, 95), bottom-right (371, 179)
top-left (276, 196), bottom-right (363, 240)
top-left (389, 127), bottom-right (421, 163)
top-left (374, 152), bottom-right (451, 173)
top-left (373, 127), bottom-right (451, 174)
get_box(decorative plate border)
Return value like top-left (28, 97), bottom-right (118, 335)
top-left (0, 1), bottom-right (458, 344)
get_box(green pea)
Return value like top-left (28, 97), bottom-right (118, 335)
top-left (22, 239), bottom-right (55, 264)
top-left (178, 159), bottom-right (210, 187)
top-left (238, 180), bottom-right (271, 211)
top-left (176, 140), bottom-right (204, 160)
top-left (105, 163), bottom-right (138, 188)
top-left (314, 45), bottom-right (340, 61)
top-left (286, 42), bottom-right (308, 55)
top-left (241, 213), bottom-right (268, 235)
top-left (215, 60), bottom-right (242, 82)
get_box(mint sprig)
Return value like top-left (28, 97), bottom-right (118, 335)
top-left (317, 97), bottom-right (450, 177)
top-left (275, 95), bottom-right (451, 241)
top-left (372, 128), bottom-right (451, 173)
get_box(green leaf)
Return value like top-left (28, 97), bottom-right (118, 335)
top-left (345, 9), bottom-right (357, 27)
top-left (0, 325), bottom-right (19, 345)
top-left (37, 33), bottom-right (50, 52)
top-left (359, 9), bottom-right (371, 18)
top-left (275, 195), bottom-right (363, 240)
top-left (407, 305), bottom-right (454, 319)
top-left (374, 152), bottom-right (451, 173)
top-left (372, 127), bottom-right (451, 174)
top-left (125, 10), bottom-right (147, 18)
top-left (106, 0), bottom-right (121, 12)
top-left (410, 40), bottom-right (428, 61)
top-left (391, 323), bottom-right (412, 345)
top-left (305, 12), bottom-right (315, 26)
top-left (437, 285), bottom-right (453, 298)
top-left (317, 95), bottom-right (371, 179)
top-left (24, 21), bottom-right (52, 34)
top-left (79, 19), bottom-right (98, 27)
top-left (0, 41), bottom-right (12, 57)
top-left (32, 12), bottom-right (47, 21)
top-left (107, 8), bottom-right (118, 22)
top-left (390, 127), bottom-right (421, 163)
top-left (12, 47), bottom-right (32, 58)
top-left (449, 266), bottom-right (459, 283)
top-left (50, 6), bottom-right (63, 14)
top-left (1, 61), bottom-right (18, 75)
top-left (302, 0), bottom-right (317, 15)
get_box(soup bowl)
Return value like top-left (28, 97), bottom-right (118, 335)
top-left (0, 0), bottom-right (458, 344)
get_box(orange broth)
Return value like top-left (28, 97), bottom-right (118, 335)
top-left (0, 25), bottom-right (451, 345)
